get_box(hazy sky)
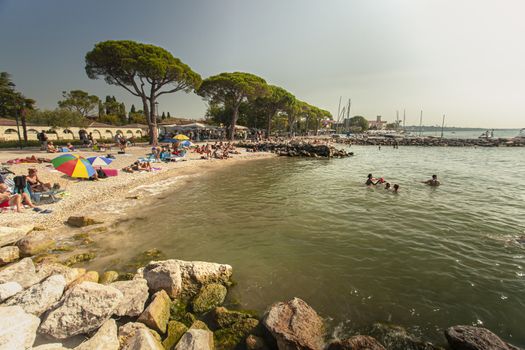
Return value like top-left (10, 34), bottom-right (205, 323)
top-left (1, 0), bottom-right (524, 128)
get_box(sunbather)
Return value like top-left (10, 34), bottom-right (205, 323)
top-left (26, 168), bottom-right (52, 192)
top-left (47, 142), bottom-right (58, 153)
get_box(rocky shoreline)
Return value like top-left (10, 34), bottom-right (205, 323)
top-left (0, 221), bottom-right (522, 350)
top-left (334, 137), bottom-right (525, 147)
top-left (237, 141), bottom-right (353, 158)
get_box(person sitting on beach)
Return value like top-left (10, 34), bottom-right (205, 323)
top-left (66, 143), bottom-right (75, 151)
top-left (46, 142), bottom-right (58, 153)
top-left (393, 184), bottom-right (399, 193)
top-left (423, 174), bottom-right (440, 186)
top-left (1, 182), bottom-right (40, 211)
top-left (0, 183), bottom-right (23, 212)
top-left (26, 168), bottom-right (53, 192)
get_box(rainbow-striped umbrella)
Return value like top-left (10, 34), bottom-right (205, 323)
top-left (51, 154), bottom-right (96, 178)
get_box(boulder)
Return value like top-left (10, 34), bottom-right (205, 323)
top-left (139, 259), bottom-right (182, 298)
top-left (215, 318), bottom-right (260, 350)
top-left (0, 305), bottom-right (40, 349)
top-left (68, 270), bottom-right (99, 288)
top-left (263, 297), bottom-right (324, 350)
top-left (17, 231), bottom-right (55, 256)
top-left (110, 278), bottom-right (149, 317)
top-left (0, 281), bottom-right (23, 302)
top-left (5, 274), bottom-right (66, 316)
top-left (66, 216), bottom-right (100, 227)
top-left (445, 325), bottom-right (520, 350)
top-left (121, 328), bottom-right (164, 350)
top-left (118, 322), bottom-right (162, 346)
top-left (246, 335), bottom-right (270, 350)
top-left (328, 336), bottom-right (386, 350)
top-left (191, 283), bottom-right (227, 313)
top-left (213, 306), bottom-right (256, 328)
top-left (0, 257), bottom-right (40, 288)
top-left (99, 271), bottom-right (119, 284)
top-left (367, 323), bottom-right (443, 350)
top-left (32, 344), bottom-right (69, 350)
top-left (163, 321), bottom-right (188, 350)
top-left (35, 263), bottom-right (85, 286)
top-left (39, 281), bottom-right (123, 339)
top-left (0, 245), bottom-right (19, 265)
top-left (138, 259), bottom-right (233, 299)
top-left (75, 319), bottom-right (119, 350)
top-left (189, 320), bottom-right (211, 331)
top-left (137, 289), bottom-right (171, 334)
top-left (175, 329), bottom-right (214, 350)
top-left (0, 224), bottom-right (33, 247)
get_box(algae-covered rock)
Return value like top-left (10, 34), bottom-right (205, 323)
top-left (125, 248), bottom-right (166, 271)
top-left (445, 325), bottom-right (517, 350)
top-left (191, 283), bottom-right (227, 313)
top-left (213, 306), bottom-right (257, 329)
top-left (180, 312), bottom-right (197, 328)
top-left (163, 321), bottom-right (188, 350)
top-left (246, 334), bottom-right (270, 350)
top-left (67, 216), bottom-right (101, 227)
top-left (100, 270), bottom-right (119, 284)
top-left (0, 245), bottom-right (19, 265)
top-left (367, 323), bottom-right (444, 350)
top-left (17, 230), bottom-right (55, 256)
top-left (137, 289), bottom-right (171, 334)
top-left (68, 270), bottom-right (99, 288)
top-left (214, 318), bottom-right (260, 350)
top-left (62, 252), bottom-right (96, 266)
top-left (170, 298), bottom-right (189, 321)
top-left (328, 336), bottom-right (386, 350)
top-left (189, 320), bottom-right (211, 331)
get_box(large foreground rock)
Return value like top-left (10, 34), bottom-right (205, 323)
top-left (39, 281), bottom-right (123, 339)
top-left (5, 274), bottom-right (66, 316)
top-left (17, 230), bottom-right (55, 256)
top-left (118, 322), bottom-right (162, 346)
top-left (110, 278), bottom-right (149, 317)
top-left (32, 344), bottom-right (69, 350)
top-left (121, 328), bottom-right (164, 350)
top-left (35, 262), bottom-right (85, 286)
top-left (0, 305), bottom-right (40, 349)
top-left (175, 329), bottom-right (214, 350)
top-left (367, 323), bottom-right (443, 350)
top-left (0, 257), bottom-right (40, 288)
top-left (445, 325), bottom-right (520, 350)
top-left (0, 281), bottom-right (23, 302)
top-left (192, 283), bottom-right (227, 313)
top-left (0, 224), bottom-right (33, 247)
top-left (137, 289), bottom-right (171, 334)
top-left (163, 321), bottom-right (188, 350)
top-left (0, 245), bottom-right (19, 265)
top-left (66, 216), bottom-right (100, 227)
top-left (75, 318), bottom-right (119, 350)
top-left (263, 297), bottom-right (324, 350)
top-left (328, 336), bottom-right (386, 350)
top-left (138, 259), bottom-right (232, 298)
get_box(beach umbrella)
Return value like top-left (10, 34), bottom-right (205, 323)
top-left (180, 140), bottom-right (194, 147)
top-left (86, 156), bottom-right (113, 167)
top-left (51, 154), bottom-right (96, 179)
top-left (173, 134), bottom-right (190, 141)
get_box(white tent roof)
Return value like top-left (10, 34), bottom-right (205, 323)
top-left (180, 122), bottom-right (209, 129)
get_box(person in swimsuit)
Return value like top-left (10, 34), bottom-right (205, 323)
top-left (366, 174), bottom-right (379, 186)
top-left (393, 184), bottom-right (399, 193)
top-left (26, 168), bottom-right (51, 192)
top-left (423, 174), bottom-right (440, 186)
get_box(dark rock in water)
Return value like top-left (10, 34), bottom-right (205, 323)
top-left (328, 335), bottom-right (386, 350)
top-left (246, 334), bottom-right (270, 350)
top-left (263, 297), bottom-right (325, 350)
top-left (445, 325), bottom-right (521, 350)
top-left (367, 323), bottom-right (444, 350)
top-left (66, 216), bottom-right (101, 227)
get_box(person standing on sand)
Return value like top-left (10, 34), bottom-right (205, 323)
top-left (423, 175), bottom-right (440, 186)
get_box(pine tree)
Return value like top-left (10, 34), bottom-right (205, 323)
top-left (167, 111), bottom-right (171, 118)
top-left (161, 112), bottom-right (166, 119)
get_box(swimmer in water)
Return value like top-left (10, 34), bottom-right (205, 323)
top-left (423, 174), bottom-right (440, 186)
top-left (366, 174), bottom-right (380, 186)
top-left (385, 183), bottom-right (391, 190)
top-left (393, 184), bottom-right (399, 193)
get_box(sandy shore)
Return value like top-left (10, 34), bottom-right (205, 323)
top-left (0, 145), bottom-right (275, 229)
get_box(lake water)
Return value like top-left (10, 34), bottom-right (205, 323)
top-left (419, 128), bottom-right (521, 139)
top-left (88, 146), bottom-right (525, 346)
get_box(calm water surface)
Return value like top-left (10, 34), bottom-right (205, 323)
top-left (89, 146), bottom-right (525, 346)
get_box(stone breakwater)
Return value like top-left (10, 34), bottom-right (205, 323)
top-left (335, 137), bottom-right (525, 147)
top-left (0, 223), bottom-right (522, 350)
top-left (237, 141), bottom-right (353, 158)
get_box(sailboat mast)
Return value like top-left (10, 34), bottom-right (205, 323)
top-left (441, 114), bottom-right (445, 138)
top-left (403, 109), bottom-right (406, 130)
top-left (419, 110), bottom-right (423, 137)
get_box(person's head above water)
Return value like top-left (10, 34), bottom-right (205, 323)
top-left (393, 184), bottom-right (399, 192)
top-left (367, 174), bottom-right (373, 179)
top-left (385, 182), bottom-right (391, 189)
top-left (432, 175), bottom-right (437, 180)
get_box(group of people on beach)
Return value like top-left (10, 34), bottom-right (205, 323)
top-left (0, 168), bottom-right (57, 213)
top-left (366, 174), bottom-right (441, 193)
top-left (194, 142), bottom-right (241, 160)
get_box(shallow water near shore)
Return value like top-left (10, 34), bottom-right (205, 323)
top-left (87, 146), bottom-right (525, 346)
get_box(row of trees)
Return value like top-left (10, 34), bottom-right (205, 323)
top-left (84, 40), bottom-right (332, 144)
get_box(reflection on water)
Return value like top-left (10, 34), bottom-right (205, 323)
top-left (88, 146), bottom-right (525, 346)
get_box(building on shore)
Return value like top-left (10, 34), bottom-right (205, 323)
top-left (0, 118), bottom-right (148, 142)
top-left (368, 116), bottom-right (387, 130)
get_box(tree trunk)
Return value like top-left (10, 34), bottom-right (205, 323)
top-left (141, 98), bottom-right (155, 145)
top-left (266, 112), bottom-right (272, 139)
top-left (148, 98), bottom-right (159, 146)
top-left (229, 106), bottom-right (239, 141)
top-left (21, 108), bottom-right (28, 142)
